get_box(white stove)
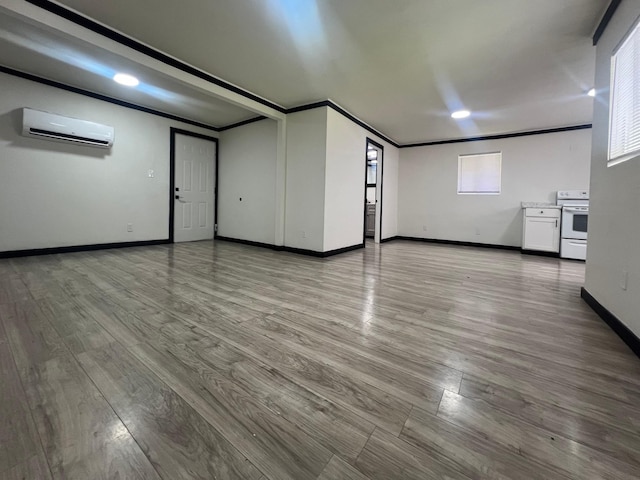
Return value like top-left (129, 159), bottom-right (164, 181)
top-left (556, 190), bottom-right (589, 260)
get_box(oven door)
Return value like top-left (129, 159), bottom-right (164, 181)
top-left (562, 207), bottom-right (588, 239)
top-left (561, 238), bottom-right (587, 260)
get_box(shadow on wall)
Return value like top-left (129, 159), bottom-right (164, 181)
top-left (0, 109), bottom-right (110, 159)
top-left (505, 207), bottom-right (524, 245)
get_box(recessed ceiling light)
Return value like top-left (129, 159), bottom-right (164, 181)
top-left (451, 110), bottom-right (470, 119)
top-left (587, 88), bottom-right (596, 97)
top-left (113, 73), bottom-right (139, 87)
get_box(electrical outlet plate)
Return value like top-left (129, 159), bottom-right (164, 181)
top-left (127, 223), bottom-right (133, 232)
top-left (148, 169), bottom-right (154, 178)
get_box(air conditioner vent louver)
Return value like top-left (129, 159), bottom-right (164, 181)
top-left (22, 108), bottom-right (114, 149)
top-left (28, 128), bottom-right (112, 146)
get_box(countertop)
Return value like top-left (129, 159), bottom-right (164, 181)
top-left (521, 202), bottom-right (562, 209)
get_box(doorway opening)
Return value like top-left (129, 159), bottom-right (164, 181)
top-left (169, 128), bottom-right (219, 243)
top-left (363, 138), bottom-right (384, 245)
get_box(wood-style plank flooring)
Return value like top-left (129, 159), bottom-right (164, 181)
top-left (1, 239), bottom-right (640, 479)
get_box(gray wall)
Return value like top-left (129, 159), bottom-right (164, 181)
top-left (398, 129), bottom-right (592, 246)
top-left (585, 0), bottom-right (640, 337)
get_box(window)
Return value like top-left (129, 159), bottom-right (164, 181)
top-left (457, 152), bottom-right (502, 194)
top-left (609, 17), bottom-right (640, 166)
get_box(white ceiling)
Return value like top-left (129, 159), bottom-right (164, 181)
top-left (0, 10), bottom-right (258, 128)
top-left (1, 0), bottom-right (608, 143)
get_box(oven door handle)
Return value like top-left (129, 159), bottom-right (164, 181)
top-left (563, 207), bottom-right (589, 213)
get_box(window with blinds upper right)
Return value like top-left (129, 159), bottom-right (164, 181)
top-left (608, 17), bottom-right (640, 167)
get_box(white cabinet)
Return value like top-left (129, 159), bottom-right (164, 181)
top-left (365, 204), bottom-right (376, 237)
top-left (523, 208), bottom-right (560, 252)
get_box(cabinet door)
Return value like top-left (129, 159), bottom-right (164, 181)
top-left (366, 205), bottom-right (376, 237)
top-left (524, 217), bottom-right (559, 252)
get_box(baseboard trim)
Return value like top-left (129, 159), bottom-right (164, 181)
top-left (581, 287), bottom-right (640, 358)
top-left (377, 236), bottom-right (565, 257)
top-left (380, 236), bottom-right (399, 244)
top-left (285, 243), bottom-right (365, 258)
top-left (394, 236), bottom-right (520, 251)
top-left (0, 239), bottom-right (170, 259)
top-left (215, 236), bottom-right (279, 251)
top-left (521, 249), bottom-right (561, 258)
top-left (215, 236), bottom-right (365, 258)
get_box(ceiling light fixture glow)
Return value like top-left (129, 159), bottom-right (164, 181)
top-left (451, 110), bottom-right (470, 119)
top-left (113, 73), bottom-right (139, 87)
top-left (587, 88), bottom-right (596, 97)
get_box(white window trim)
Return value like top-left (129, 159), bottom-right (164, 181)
top-left (608, 15), bottom-right (640, 167)
top-left (457, 151), bottom-right (502, 195)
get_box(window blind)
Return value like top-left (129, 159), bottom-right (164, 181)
top-left (457, 152), bottom-right (502, 194)
top-left (609, 19), bottom-right (640, 165)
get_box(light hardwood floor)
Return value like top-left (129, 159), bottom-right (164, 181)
top-left (1, 239), bottom-right (639, 479)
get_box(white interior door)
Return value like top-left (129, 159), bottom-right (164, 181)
top-left (174, 133), bottom-right (216, 243)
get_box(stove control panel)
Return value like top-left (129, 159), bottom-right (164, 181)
top-left (557, 190), bottom-right (589, 200)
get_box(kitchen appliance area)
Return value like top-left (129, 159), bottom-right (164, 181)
top-left (557, 190), bottom-right (589, 260)
top-left (521, 190), bottom-right (589, 260)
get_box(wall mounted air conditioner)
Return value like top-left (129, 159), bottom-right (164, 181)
top-left (22, 108), bottom-right (114, 149)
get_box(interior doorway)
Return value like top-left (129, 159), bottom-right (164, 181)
top-left (169, 128), bottom-right (218, 243)
top-left (363, 138), bottom-right (384, 244)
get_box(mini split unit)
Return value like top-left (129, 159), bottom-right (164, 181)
top-left (21, 108), bottom-right (115, 149)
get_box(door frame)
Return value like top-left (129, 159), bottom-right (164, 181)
top-left (169, 128), bottom-right (219, 243)
top-left (363, 138), bottom-right (384, 244)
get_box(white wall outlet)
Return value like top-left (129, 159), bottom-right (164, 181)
top-left (621, 270), bottom-right (628, 291)
top-left (301, 231), bottom-right (306, 238)
top-left (127, 223), bottom-right (133, 232)
top-left (148, 169), bottom-right (154, 178)
top-left (423, 225), bottom-right (428, 231)
top-left (475, 227), bottom-right (481, 236)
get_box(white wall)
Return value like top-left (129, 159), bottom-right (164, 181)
top-left (218, 119), bottom-right (277, 245)
top-left (381, 143), bottom-right (399, 241)
top-left (585, 0), bottom-right (640, 337)
top-left (324, 107), bottom-right (399, 251)
top-left (324, 108), bottom-right (366, 251)
top-left (398, 129), bottom-right (592, 246)
top-left (284, 108), bottom-right (327, 251)
top-left (0, 72), bottom-right (217, 252)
